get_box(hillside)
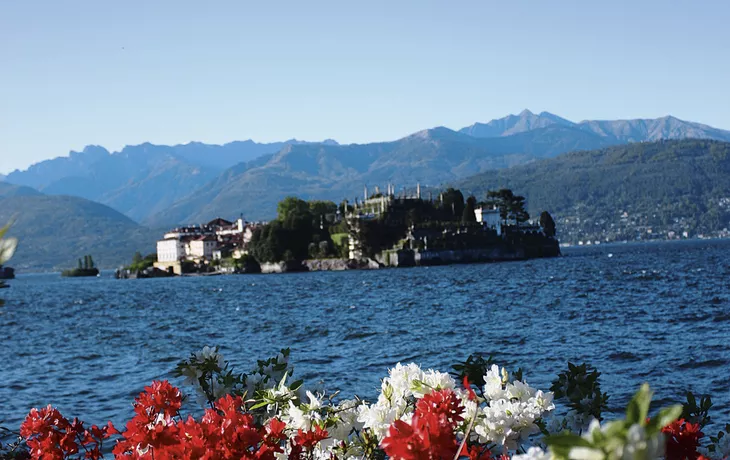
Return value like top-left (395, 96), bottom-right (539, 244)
top-left (0, 192), bottom-right (158, 271)
top-left (146, 127), bottom-right (547, 225)
top-left (455, 140), bottom-right (730, 243)
top-left (4, 140), bottom-right (335, 222)
top-left (149, 125), bottom-right (730, 226)
top-left (7, 110), bottom-right (730, 226)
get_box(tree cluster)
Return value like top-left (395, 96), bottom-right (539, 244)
top-left (77, 255), bottom-right (96, 270)
top-left (249, 197), bottom-right (340, 263)
top-left (484, 189), bottom-right (530, 225)
top-left (127, 252), bottom-right (157, 272)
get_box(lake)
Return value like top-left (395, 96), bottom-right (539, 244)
top-left (1, 239), bottom-right (729, 429)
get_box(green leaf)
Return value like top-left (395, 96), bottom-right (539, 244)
top-left (249, 401), bottom-right (269, 410)
top-left (647, 405), bottom-right (682, 434)
top-left (626, 383), bottom-right (652, 425)
top-left (687, 391), bottom-right (697, 408)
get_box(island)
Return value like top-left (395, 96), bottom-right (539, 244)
top-left (61, 255), bottom-right (100, 277)
top-left (146, 186), bottom-right (559, 276)
top-left (115, 252), bottom-right (174, 279)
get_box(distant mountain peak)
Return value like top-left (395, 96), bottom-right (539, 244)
top-left (459, 110), bottom-right (575, 138)
top-left (406, 126), bottom-right (462, 142)
top-left (69, 145), bottom-right (110, 158)
top-left (519, 109), bottom-right (535, 116)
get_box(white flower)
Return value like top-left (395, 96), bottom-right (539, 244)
top-left (507, 380), bottom-right (537, 401)
top-left (387, 362), bottom-right (425, 399)
top-left (473, 367), bottom-right (554, 451)
top-left (181, 365), bottom-right (203, 387)
top-left (306, 391), bottom-right (323, 410)
top-left (414, 369), bottom-right (456, 398)
top-left (484, 364), bottom-right (506, 400)
top-left (287, 401), bottom-right (311, 430)
top-left (357, 401), bottom-right (402, 440)
top-left (327, 399), bottom-right (362, 441)
top-left (194, 346), bottom-right (225, 370)
top-left (532, 390), bottom-right (556, 412)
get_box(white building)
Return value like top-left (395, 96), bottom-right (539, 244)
top-left (156, 238), bottom-right (185, 262)
top-left (475, 207), bottom-right (502, 236)
top-left (188, 235), bottom-right (216, 260)
top-left (216, 218), bottom-right (245, 237)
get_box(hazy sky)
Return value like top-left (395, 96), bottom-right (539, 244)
top-left (1, 0), bottom-right (729, 173)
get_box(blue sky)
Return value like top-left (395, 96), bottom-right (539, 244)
top-left (1, 0), bottom-right (729, 172)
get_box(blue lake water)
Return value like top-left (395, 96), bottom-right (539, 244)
top-left (1, 239), bottom-right (729, 430)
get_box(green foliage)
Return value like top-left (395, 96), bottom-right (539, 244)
top-left (458, 140), bottom-right (730, 241)
top-left (82, 255), bottom-right (95, 269)
top-left (127, 252), bottom-right (157, 272)
top-left (250, 197), bottom-right (340, 263)
top-left (462, 196), bottom-right (477, 223)
top-left (547, 384), bottom-right (682, 460)
top-left (232, 253), bottom-right (261, 273)
top-left (440, 188), bottom-right (465, 219)
top-left (551, 362), bottom-right (609, 421)
top-left (277, 196), bottom-right (311, 222)
top-left (451, 353), bottom-right (495, 389)
top-left (485, 188), bottom-right (530, 224)
top-left (309, 200), bottom-right (338, 226)
top-left (540, 210), bottom-right (557, 237)
top-left (682, 391), bottom-right (713, 427)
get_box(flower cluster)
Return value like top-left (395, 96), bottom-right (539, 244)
top-left (19, 405), bottom-right (117, 459)
top-left (357, 363), bottom-right (460, 441)
top-left (380, 389), bottom-right (464, 460)
top-left (110, 379), bottom-right (326, 459)
top-left (663, 419), bottom-right (704, 460)
top-left (11, 348), bottom-right (727, 460)
top-left (472, 365), bottom-right (555, 451)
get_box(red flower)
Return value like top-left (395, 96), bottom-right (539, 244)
top-left (416, 389), bottom-right (465, 425)
top-left (463, 376), bottom-right (478, 402)
top-left (663, 418), bottom-right (704, 460)
top-left (381, 419), bottom-right (432, 460)
top-left (382, 389), bottom-right (465, 460)
top-left (293, 426), bottom-right (329, 450)
top-left (134, 380), bottom-right (182, 417)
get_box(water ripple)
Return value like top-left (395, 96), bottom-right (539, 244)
top-left (1, 239), bottom-right (730, 428)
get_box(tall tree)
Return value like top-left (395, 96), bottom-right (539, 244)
top-left (309, 200), bottom-right (338, 227)
top-left (462, 196), bottom-right (477, 223)
top-left (486, 189), bottom-right (529, 225)
top-left (441, 188), bottom-right (465, 220)
top-left (540, 211), bottom-right (556, 237)
top-left (509, 194), bottom-right (530, 225)
top-left (277, 196), bottom-right (311, 222)
top-left (485, 189), bottom-right (514, 223)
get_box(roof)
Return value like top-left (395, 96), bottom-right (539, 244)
top-left (193, 235), bottom-right (217, 242)
top-left (207, 217), bottom-right (233, 227)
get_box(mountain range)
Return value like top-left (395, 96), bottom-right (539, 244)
top-left (3, 110), bottom-right (730, 269)
top-left (7, 110), bottom-right (730, 226)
